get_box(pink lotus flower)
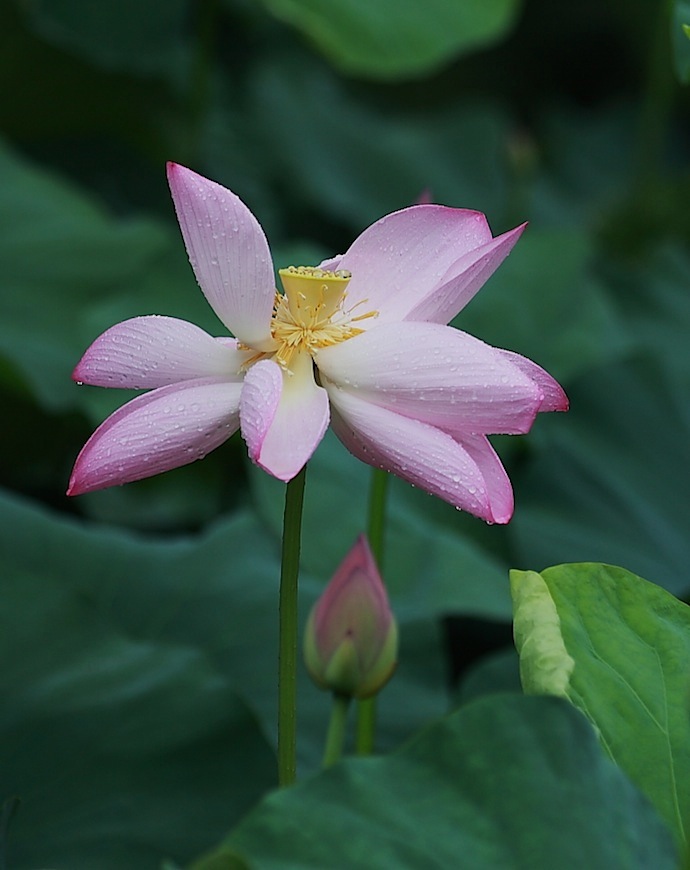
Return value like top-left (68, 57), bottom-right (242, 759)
top-left (303, 535), bottom-right (398, 699)
top-left (68, 163), bottom-right (567, 522)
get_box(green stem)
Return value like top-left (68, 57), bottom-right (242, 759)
top-left (355, 467), bottom-right (390, 755)
top-left (278, 465), bottom-right (307, 787)
top-left (322, 693), bottom-right (352, 768)
top-left (355, 695), bottom-right (377, 755)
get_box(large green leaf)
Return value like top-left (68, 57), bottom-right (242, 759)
top-left (0, 498), bottom-right (276, 868)
top-left (194, 694), bottom-right (676, 869)
top-left (0, 487), bottom-right (452, 786)
top-left (98, 500), bottom-right (451, 770)
top-left (511, 563), bottom-right (690, 849)
top-left (455, 647), bottom-right (521, 706)
top-left (256, 0), bottom-right (521, 79)
top-left (510, 358), bottom-right (690, 597)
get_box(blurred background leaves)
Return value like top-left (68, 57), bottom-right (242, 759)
top-left (1, 0), bottom-right (689, 864)
top-left (253, 0), bottom-right (522, 80)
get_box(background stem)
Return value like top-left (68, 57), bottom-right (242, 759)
top-left (355, 467), bottom-right (389, 754)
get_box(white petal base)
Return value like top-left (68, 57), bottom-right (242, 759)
top-left (241, 353), bottom-right (329, 482)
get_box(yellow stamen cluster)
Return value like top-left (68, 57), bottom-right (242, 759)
top-left (270, 266), bottom-right (377, 372)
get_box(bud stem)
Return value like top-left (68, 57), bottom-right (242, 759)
top-left (355, 467), bottom-right (390, 755)
top-left (278, 465), bottom-right (307, 787)
top-left (322, 693), bottom-right (352, 768)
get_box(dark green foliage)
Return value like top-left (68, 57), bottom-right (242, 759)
top-left (1, 0), bottom-right (689, 863)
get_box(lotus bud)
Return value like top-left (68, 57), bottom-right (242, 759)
top-left (303, 535), bottom-right (398, 699)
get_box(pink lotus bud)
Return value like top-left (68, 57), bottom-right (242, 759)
top-left (303, 535), bottom-right (398, 699)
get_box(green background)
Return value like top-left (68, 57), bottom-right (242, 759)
top-left (1, 0), bottom-right (689, 865)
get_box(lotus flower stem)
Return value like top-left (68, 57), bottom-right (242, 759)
top-left (322, 693), bottom-right (352, 768)
top-left (278, 465), bottom-right (307, 787)
top-left (355, 467), bottom-right (390, 755)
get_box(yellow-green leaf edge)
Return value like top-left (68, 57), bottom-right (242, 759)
top-left (510, 568), bottom-right (575, 697)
